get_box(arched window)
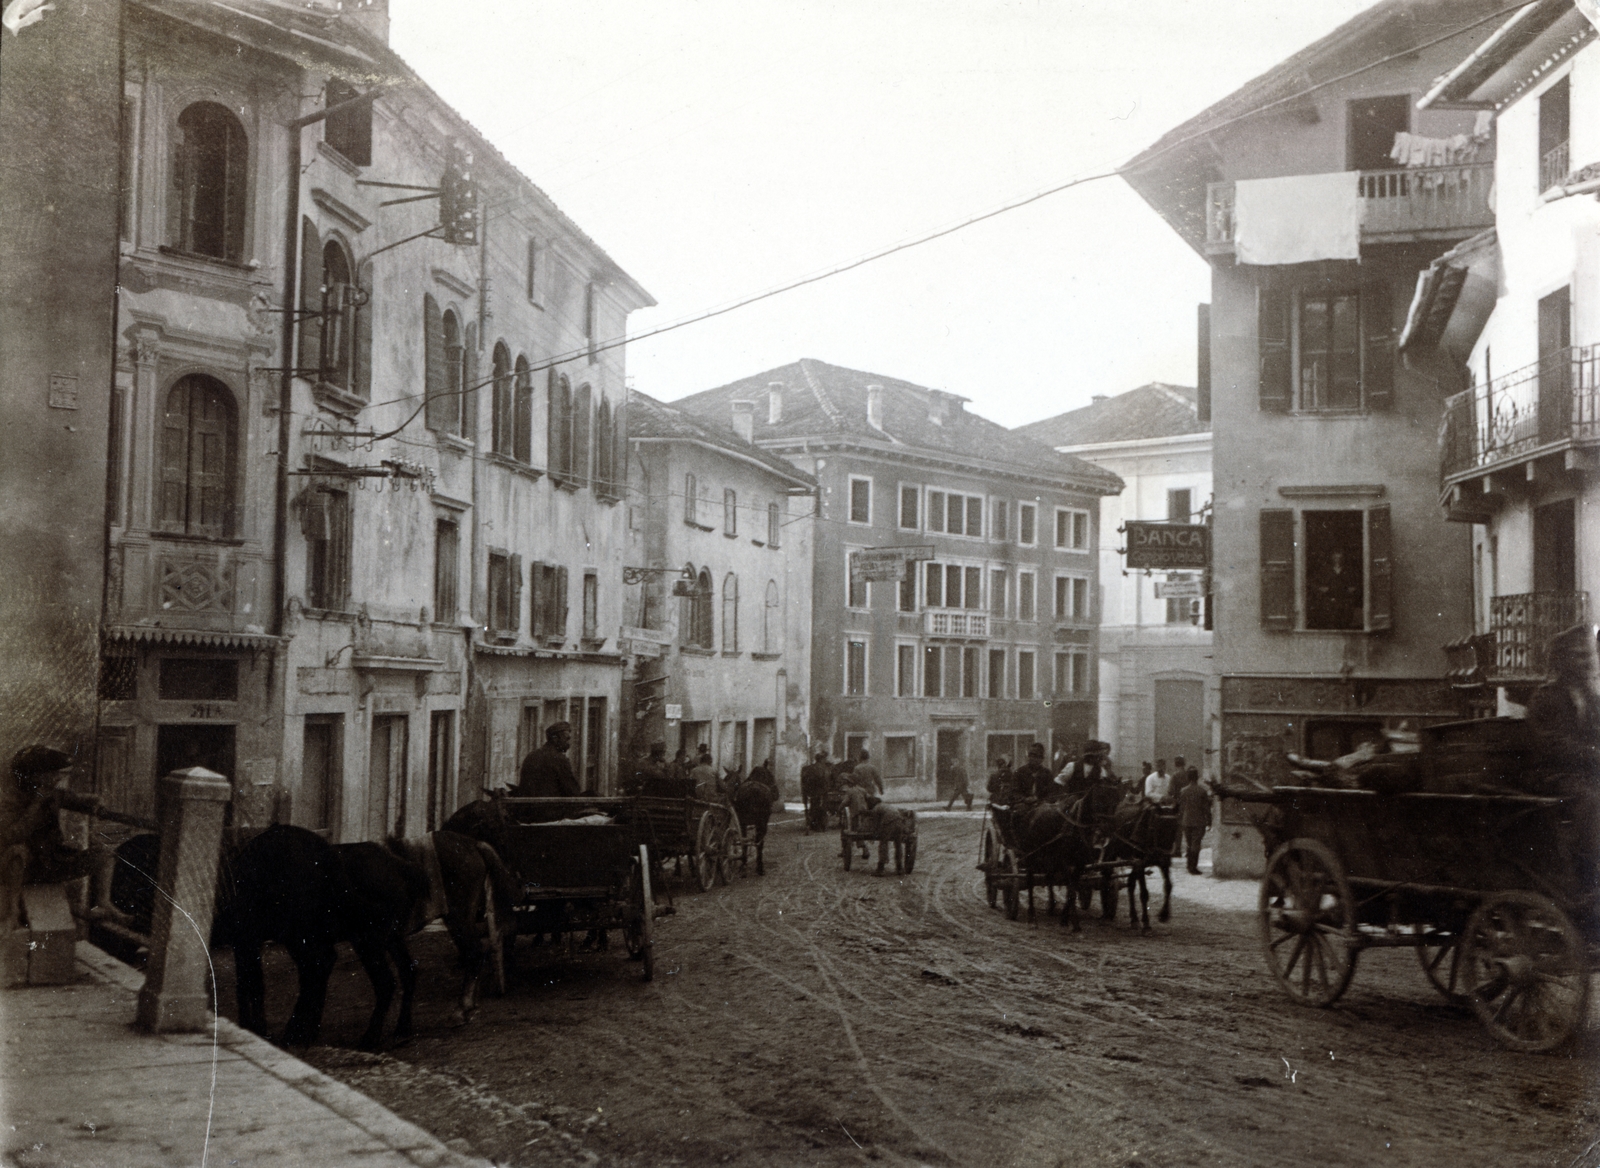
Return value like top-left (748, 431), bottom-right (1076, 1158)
top-left (443, 310), bottom-right (463, 430)
top-left (513, 355), bottom-right (533, 464)
top-left (549, 373), bottom-right (573, 477)
top-left (594, 395), bottom-right (614, 491)
top-left (159, 374), bottom-right (236, 538)
top-left (696, 569), bottom-right (714, 648)
top-left (491, 342), bottom-right (512, 455)
top-left (171, 102), bottom-right (247, 261)
top-left (298, 226), bottom-right (369, 398)
top-left (424, 296), bottom-right (454, 433)
top-left (679, 563), bottom-right (700, 647)
top-left (722, 573), bottom-right (739, 652)
top-left (763, 579), bottom-right (780, 654)
top-left (320, 240), bottom-right (354, 390)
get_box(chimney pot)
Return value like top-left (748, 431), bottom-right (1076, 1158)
top-left (1091, 394), bottom-right (1108, 403)
top-left (866, 384), bottom-right (883, 430)
top-left (767, 382), bottom-right (783, 424)
top-left (731, 400), bottom-right (755, 444)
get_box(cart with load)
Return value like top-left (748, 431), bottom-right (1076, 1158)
top-left (839, 801), bottom-right (917, 873)
top-left (1225, 717), bottom-right (1597, 1052)
top-left (629, 794), bottom-right (739, 892)
top-left (978, 808), bottom-right (1023, 918)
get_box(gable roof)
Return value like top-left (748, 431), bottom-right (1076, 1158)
top-left (670, 359), bottom-right (1123, 496)
top-left (1015, 384), bottom-right (1205, 448)
top-left (627, 390), bottom-right (816, 490)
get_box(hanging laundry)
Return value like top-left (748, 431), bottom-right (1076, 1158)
top-left (1233, 171), bottom-right (1362, 265)
top-left (1473, 110), bottom-right (1494, 141)
top-left (1389, 130), bottom-right (1481, 168)
top-left (1389, 131), bottom-right (1412, 165)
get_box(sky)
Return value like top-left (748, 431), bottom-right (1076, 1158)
top-left (389, 0), bottom-right (1380, 428)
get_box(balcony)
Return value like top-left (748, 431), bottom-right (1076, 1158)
top-left (1205, 164), bottom-right (1494, 253)
top-left (1439, 345), bottom-right (1600, 489)
top-left (1490, 592), bottom-right (1588, 685)
top-left (1541, 140), bottom-right (1570, 195)
top-left (923, 611), bottom-right (987, 639)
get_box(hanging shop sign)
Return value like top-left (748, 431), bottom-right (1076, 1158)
top-left (1124, 522), bottom-right (1207, 570)
top-left (851, 545), bottom-right (935, 583)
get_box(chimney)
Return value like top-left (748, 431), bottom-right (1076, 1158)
top-left (866, 384), bottom-right (883, 430)
top-left (731, 400), bottom-right (755, 444)
top-left (1091, 394), bottom-right (1108, 403)
top-left (767, 382), bottom-right (783, 424)
top-left (926, 392), bottom-right (946, 426)
top-left (345, 0), bottom-right (390, 44)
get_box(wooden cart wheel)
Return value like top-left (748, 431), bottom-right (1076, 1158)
top-left (1002, 851), bottom-right (1021, 921)
top-left (983, 828), bottom-right (999, 907)
top-left (1259, 838), bottom-right (1358, 1008)
top-left (1413, 924), bottom-right (1464, 1004)
top-left (694, 812), bottom-right (720, 892)
top-left (718, 824), bottom-right (742, 885)
top-left (1460, 890), bottom-right (1589, 1053)
top-left (482, 873), bottom-right (508, 997)
top-left (624, 844), bottom-right (655, 982)
top-left (840, 807), bottom-right (853, 870)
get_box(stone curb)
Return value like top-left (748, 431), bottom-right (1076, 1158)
top-left (75, 942), bottom-right (492, 1168)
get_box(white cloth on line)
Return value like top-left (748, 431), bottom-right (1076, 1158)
top-left (1233, 171), bottom-right (1362, 265)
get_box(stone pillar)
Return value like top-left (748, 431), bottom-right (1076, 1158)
top-left (136, 767), bottom-right (230, 1033)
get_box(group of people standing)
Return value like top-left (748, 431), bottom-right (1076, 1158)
top-left (619, 739), bottom-right (780, 807)
top-left (981, 742), bottom-right (1216, 875)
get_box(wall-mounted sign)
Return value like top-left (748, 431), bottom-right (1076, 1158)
top-left (621, 625), bottom-right (673, 645)
top-left (664, 703), bottom-right (683, 720)
top-left (1155, 578), bottom-right (1205, 599)
top-left (1125, 522), bottom-right (1207, 570)
top-left (851, 545), bottom-right (935, 583)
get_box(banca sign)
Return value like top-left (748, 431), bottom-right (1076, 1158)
top-left (1124, 522), bottom-right (1207, 570)
top-left (850, 545), bottom-right (935, 584)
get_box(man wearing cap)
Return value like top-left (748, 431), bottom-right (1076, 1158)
top-left (1, 746), bottom-right (123, 930)
top-left (850, 749), bottom-right (883, 796)
top-left (801, 749), bottom-right (831, 833)
top-left (943, 756), bottom-right (973, 812)
top-left (1015, 742), bottom-right (1055, 802)
top-left (515, 722), bottom-right (582, 798)
top-left (632, 741), bottom-right (671, 797)
top-left (1064, 742), bottom-right (1115, 799)
top-left (863, 795), bottom-right (909, 876)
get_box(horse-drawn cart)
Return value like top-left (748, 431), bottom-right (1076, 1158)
top-left (839, 804), bottom-right (917, 873)
top-left (978, 810), bottom-right (1023, 918)
top-left (630, 795), bottom-right (739, 892)
top-left (495, 797), bottom-right (659, 980)
top-left (1229, 778), bottom-right (1597, 1052)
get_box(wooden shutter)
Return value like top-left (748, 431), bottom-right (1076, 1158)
top-left (1258, 284), bottom-right (1291, 414)
top-left (189, 381), bottom-right (232, 537)
top-left (159, 381), bottom-right (190, 530)
top-left (355, 262), bottom-right (373, 400)
top-left (547, 371), bottom-right (563, 475)
top-left (556, 567), bottom-right (569, 642)
top-left (530, 562), bottom-right (546, 637)
top-left (509, 554), bottom-right (523, 638)
top-left (573, 383), bottom-right (592, 485)
top-left (1260, 508), bottom-right (1295, 630)
top-left (222, 116), bottom-right (247, 261)
top-left (514, 364), bottom-right (532, 463)
top-left (1362, 280), bottom-right (1394, 411)
top-left (1367, 504), bottom-right (1393, 632)
top-left (462, 323), bottom-right (478, 440)
top-left (423, 294), bottom-right (446, 430)
top-left (299, 218), bottom-right (323, 377)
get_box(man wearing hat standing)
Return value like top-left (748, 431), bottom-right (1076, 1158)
top-left (1064, 741), bottom-right (1115, 799)
top-left (1015, 742), bottom-right (1055, 802)
top-left (515, 722), bottom-right (582, 798)
top-left (801, 749), bottom-right (831, 833)
top-left (1, 746), bottom-right (123, 930)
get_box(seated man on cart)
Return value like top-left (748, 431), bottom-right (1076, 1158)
top-left (1, 746), bottom-right (126, 931)
top-left (862, 795), bottom-right (909, 876)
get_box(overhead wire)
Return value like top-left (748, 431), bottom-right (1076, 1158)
top-left (343, 0), bottom-right (1530, 447)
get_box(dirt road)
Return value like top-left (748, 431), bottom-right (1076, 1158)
top-left (257, 810), bottom-right (1597, 1168)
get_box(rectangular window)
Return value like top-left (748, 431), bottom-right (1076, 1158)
top-left (305, 488), bottom-right (352, 611)
top-left (1260, 505), bottom-right (1392, 633)
top-left (1055, 649), bottom-right (1089, 694)
top-left (990, 569), bottom-right (1007, 618)
top-left (487, 551), bottom-right (520, 639)
top-left (1055, 508), bottom-right (1089, 550)
top-left (993, 499), bottom-right (1008, 542)
top-left (899, 485), bottom-right (919, 529)
top-left (1167, 489), bottom-right (1192, 523)
top-left (896, 644), bottom-right (916, 697)
top-left (324, 79), bottom-right (372, 166)
top-left (526, 238), bottom-right (539, 302)
top-left (988, 648), bottom-right (1007, 698)
top-left (768, 502), bottom-right (781, 548)
top-left (947, 493), bottom-right (964, 536)
top-left (724, 488), bottom-right (738, 536)
top-left (962, 646), bottom-right (979, 697)
top-left (848, 552), bottom-right (869, 609)
top-left (532, 562), bottom-right (569, 641)
top-left (158, 657), bottom-right (238, 701)
top-left (898, 570), bottom-right (916, 613)
top-left (1018, 572), bottom-right (1035, 621)
top-left (846, 638), bottom-right (868, 696)
top-left (301, 715), bottom-right (340, 833)
top-left (1300, 293), bottom-right (1361, 411)
top-left (1165, 573), bottom-right (1200, 625)
top-left (1018, 503), bottom-right (1036, 546)
top-left (1540, 76), bottom-right (1570, 193)
top-left (924, 561), bottom-right (943, 608)
top-left (684, 473), bottom-right (698, 524)
top-left (967, 496), bottom-right (983, 539)
top-left (1261, 284), bottom-right (1393, 414)
top-left (1054, 575), bottom-right (1089, 620)
top-left (848, 477), bottom-right (872, 525)
top-left (884, 735), bottom-right (915, 778)
top-left (582, 571), bottom-right (599, 640)
top-left (434, 517), bottom-right (459, 624)
top-left (1018, 651), bottom-right (1035, 700)
top-left (927, 490), bottom-right (945, 533)
top-left (923, 645), bottom-right (943, 698)
top-left (964, 566), bottom-right (982, 611)
top-left (1303, 510), bottom-right (1365, 631)
top-left (945, 564), bottom-right (963, 609)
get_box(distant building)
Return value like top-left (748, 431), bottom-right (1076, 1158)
top-left (674, 359), bottom-right (1122, 800)
top-left (1018, 382), bottom-right (1215, 783)
top-left (1416, 1), bottom-right (1600, 713)
top-left (1124, 0), bottom-right (1504, 873)
top-left (622, 391), bottom-right (816, 791)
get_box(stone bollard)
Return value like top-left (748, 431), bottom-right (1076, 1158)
top-left (135, 767), bottom-right (230, 1033)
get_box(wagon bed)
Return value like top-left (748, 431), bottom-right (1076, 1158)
top-left (1230, 782), bottom-right (1596, 1052)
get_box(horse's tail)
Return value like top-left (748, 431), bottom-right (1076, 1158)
top-left (474, 840), bottom-right (518, 914)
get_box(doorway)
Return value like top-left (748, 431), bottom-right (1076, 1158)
top-left (1347, 94), bottom-right (1409, 171)
top-left (1153, 679), bottom-right (1204, 779)
top-left (427, 711), bottom-right (453, 831)
top-left (369, 715), bottom-right (408, 841)
top-left (1533, 499), bottom-right (1576, 595)
top-left (935, 729), bottom-right (965, 799)
top-left (156, 723), bottom-right (237, 826)
top-left (751, 718), bottom-right (776, 771)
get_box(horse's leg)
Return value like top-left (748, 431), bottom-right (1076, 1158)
top-left (1060, 871), bottom-right (1079, 932)
top-left (1026, 876), bottom-right (1035, 925)
top-left (1138, 867), bottom-right (1151, 933)
top-left (755, 832), bottom-right (765, 877)
top-left (1100, 871), bottom-right (1117, 921)
top-left (444, 900), bottom-right (482, 1027)
top-left (1157, 858), bottom-right (1173, 924)
top-left (282, 940), bottom-right (335, 1048)
top-left (351, 937), bottom-right (397, 1051)
top-left (391, 936), bottom-right (418, 1041)
top-left (233, 937), bottom-right (268, 1037)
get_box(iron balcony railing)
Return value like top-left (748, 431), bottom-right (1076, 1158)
top-left (1439, 344), bottom-right (1600, 480)
top-left (924, 610), bottom-right (988, 639)
top-left (1542, 140), bottom-right (1571, 194)
top-left (1485, 592), bottom-right (1589, 684)
top-left (1205, 164), bottom-right (1494, 249)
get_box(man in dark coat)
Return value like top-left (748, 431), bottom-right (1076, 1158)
top-left (1014, 742), bottom-right (1054, 802)
top-left (1, 746), bottom-right (123, 929)
top-left (515, 722), bottom-right (581, 797)
top-left (801, 750), bottom-right (830, 832)
top-left (1176, 768), bottom-right (1213, 875)
top-left (851, 750), bottom-right (882, 795)
top-left (864, 796), bottom-right (909, 876)
top-left (1063, 741), bottom-right (1115, 799)
top-left (632, 742), bottom-right (670, 797)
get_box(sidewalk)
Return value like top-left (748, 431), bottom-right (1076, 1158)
top-left (2, 942), bottom-right (489, 1168)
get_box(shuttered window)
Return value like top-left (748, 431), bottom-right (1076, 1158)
top-left (1259, 509), bottom-right (1295, 630)
top-left (423, 294), bottom-right (448, 431)
top-left (1260, 505), bottom-right (1394, 632)
top-left (160, 375), bottom-right (236, 538)
top-left (1367, 504), bottom-right (1393, 632)
top-left (491, 343), bottom-right (513, 455)
top-left (573, 383), bottom-right (592, 485)
top-left (513, 356), bottom-right (533, 463)
top-left (171, 103), bottom-right (247, 261)
top-left (1259, 281), bottom-right (1394, 414)
top-left (1258, 285), bottom-right (1291, 414)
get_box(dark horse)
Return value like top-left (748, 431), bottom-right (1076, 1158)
top-left (386, 829), bottom-right (518, 1024)
top-left (212, 824), bottom-right (429, 1050)
top-left (728, 778), bottom-right (777, 876)
top-left (1100, 802), bottom-right (1176, 933)
top-left (1016, 783), bottom-right (1122, 932)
